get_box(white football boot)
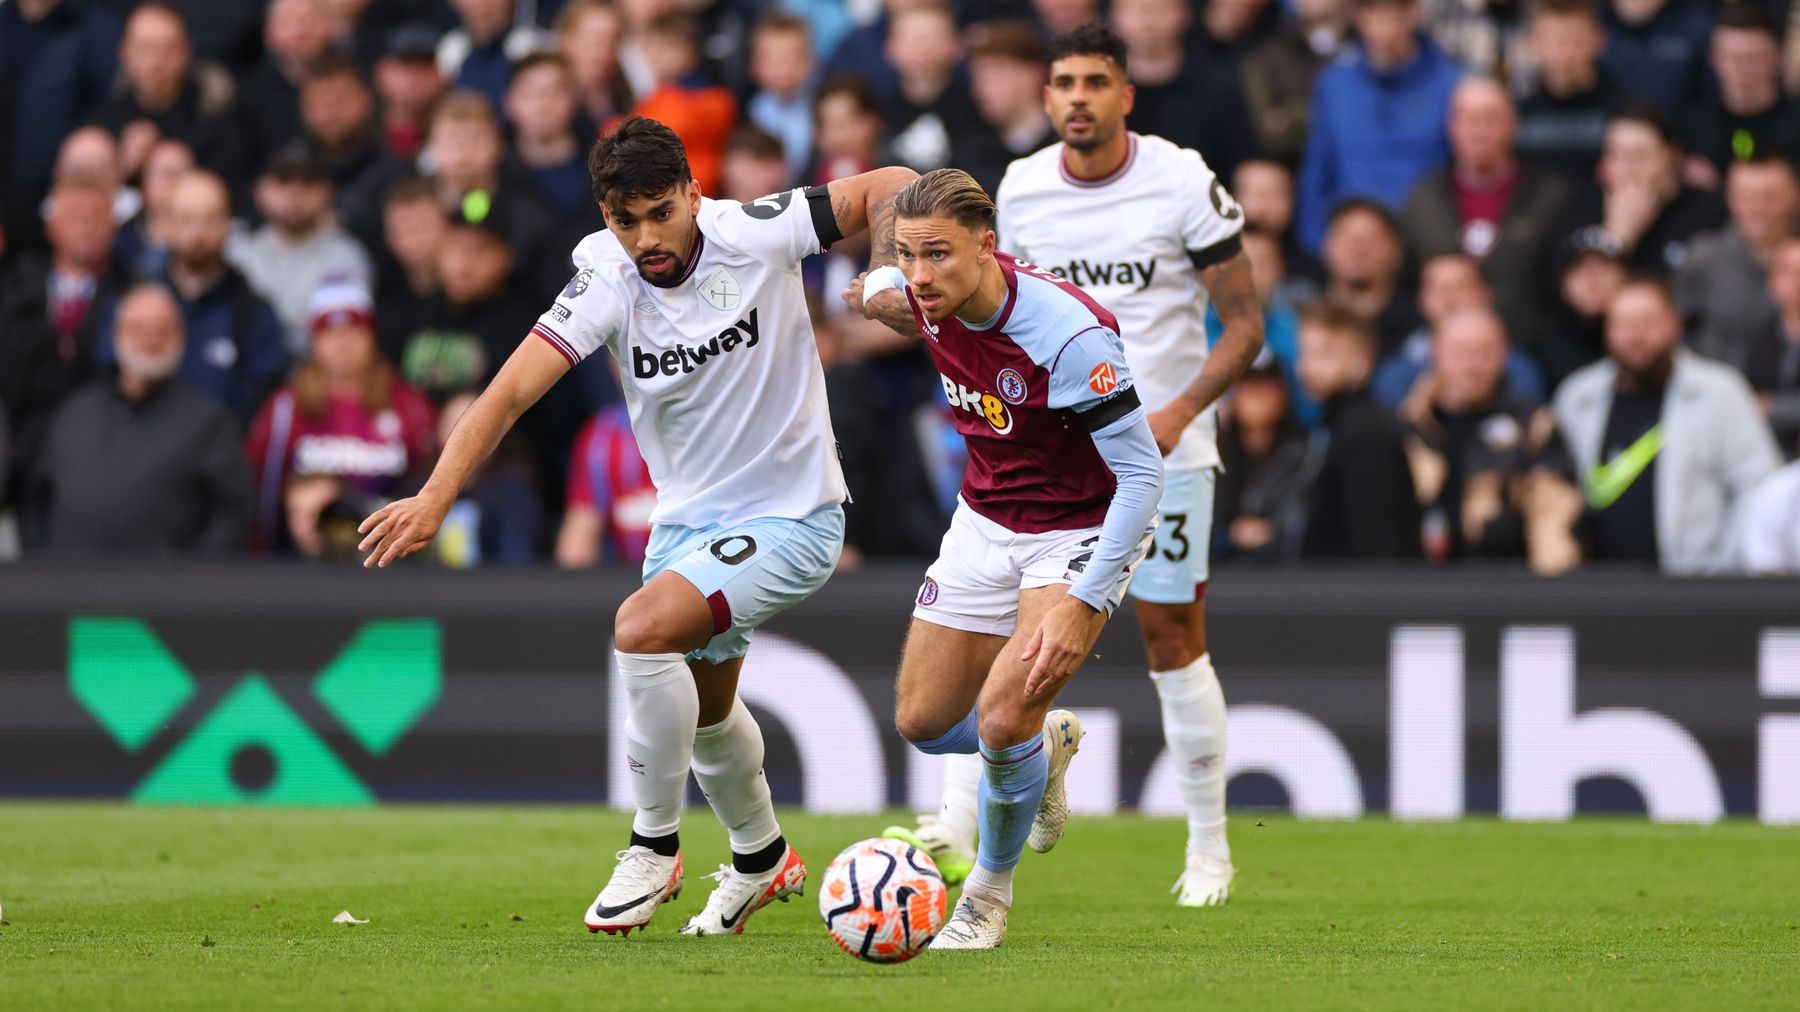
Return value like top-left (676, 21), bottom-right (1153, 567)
top-left (678, 845), bottom-right (806, 936)
top-left (929, 892), bottom-right (1008, 950)
top-left (584, 846), bottom-right (683, 935)
top-left (1026, 709), bottom-right (1084, 853)
top-left (1172, 853), bottom-right (1235, 907)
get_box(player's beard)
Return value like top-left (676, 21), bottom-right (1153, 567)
top-left (636, 249), bottom-right (689, 288)
top-left (1060, 114), bottom-right (1118, 154)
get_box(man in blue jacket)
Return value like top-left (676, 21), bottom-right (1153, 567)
top-left (1296, 0), bottom-right (1461, 254)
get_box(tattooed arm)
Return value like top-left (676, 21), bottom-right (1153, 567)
top-left (823, 165), bottom-right (920, 341)
top-left (1146, 253), bottom-right (1266, 455)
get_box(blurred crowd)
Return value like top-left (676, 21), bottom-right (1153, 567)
top-left (1, 0), bottom-right (1797, 574)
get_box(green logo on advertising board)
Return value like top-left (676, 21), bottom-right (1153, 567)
top-left (69, 618), bottom-right (441, 804)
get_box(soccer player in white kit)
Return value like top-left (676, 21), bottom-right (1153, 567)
top-left (887, 23), bottom-right (1265, 907)
top-left (357, 117), bottom-right (916, 936)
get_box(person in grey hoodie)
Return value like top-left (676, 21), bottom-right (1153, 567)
top-left (1553, 277), bottom-right (1781, 574)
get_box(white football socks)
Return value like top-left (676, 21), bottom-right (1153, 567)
top-left (963, 864), bottom-right (1014, 907)
top-left (617, 650), bottom-right (698, 839)
top-left (938, 751), bottom-right (982, 851)
top-left (1150, 653), bottom-right (1231, 863)
top-left (691, 697), bottom-right (782, 854)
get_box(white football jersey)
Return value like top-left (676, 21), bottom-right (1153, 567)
top-left (532, 188), bottom-right (846, 528)
top-left (996, 132), bottom-right (1245, 470)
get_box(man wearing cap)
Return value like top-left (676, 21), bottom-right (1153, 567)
top-left (229, 145), bottom-right (375, 354)
top-left (374, 24), bottom-right (448, 161)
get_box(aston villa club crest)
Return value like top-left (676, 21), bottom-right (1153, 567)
top-left (997, 368), bottom-right (1028, 405)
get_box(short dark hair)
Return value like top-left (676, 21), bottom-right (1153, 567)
top-left (510, 51), bottom-right (573, 88)
top-left (971, 19), bottom-right (1048, 65)
top-left (304, 52), bottom-right (365, 89)
top-left (1617, 274), bottom-right (1678, 310)
top-left (813, 74), bottom-right (881, 125)
top-left (1301, 300), bottom-right (1376, 350)
top-left (588, 116), bottom-right (692, 208)
top-left (1326, 196), bottom-right (1401, 238)
top-left (1533, 0), bottom-right (1598, 19)
top-left (1609, 104), bottom-right (1680, 150)
top-left (384, 173), bottom-right (438, 209)
top-left (1046, 21), bottom-right (1128, 75)
top-left (725, 123), bottom-right (784, 162)
top-left (1714, 3), bottom-right (1780, 40)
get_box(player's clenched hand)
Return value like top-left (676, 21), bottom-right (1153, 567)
top-left (356, 491), bottom-right (452, 569)
top-left (1021, 596), bottom-right (1103, 697)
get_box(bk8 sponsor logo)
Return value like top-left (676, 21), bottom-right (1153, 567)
top-left (939, 375), bottom-right (1013, 434)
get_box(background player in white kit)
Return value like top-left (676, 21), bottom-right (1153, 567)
top-left (356, 117), bottom-right (915, 936)
top-left (888, 23), bottom-right (1265, 907)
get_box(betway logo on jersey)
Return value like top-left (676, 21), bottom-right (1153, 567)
top-left (632, 308), bottom-right (760, 379)
top-left (1047, 258), bottom-right (1157, 291)
top-left (940, 376), bottom-right (1013, 434)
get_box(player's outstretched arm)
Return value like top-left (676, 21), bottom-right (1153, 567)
top-left (357, 336), bottom-right (571, 568)
top-left (1147, 253), bottom-right (1265, 454)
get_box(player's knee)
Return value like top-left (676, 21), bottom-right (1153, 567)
top-left (894, 708), bottom-right (944, 745)
top-left (977, 708), bottom-right (1037, 751)
top-left (1145, 635), bottom-right (1199, 673)
top-left (613, 604), bottom-right (684, 655)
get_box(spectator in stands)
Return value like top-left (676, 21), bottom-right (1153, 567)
top-left (1542, 229), bottom-right (1629, 388)
top-left (880, 3), bottom-right (980, 174)
top-left (1682, 6), bottom-right (1798, 185)
top-left (1373, 253), bottom-right (1544, 409)
top-left (115, 136), bottom-right (191, 278)
top-left (373, 24), bottom-right (447, 162)
top-left (437, 0), bottom-right (550, 111)
top-left (1296, 0), bottom-right (1461, 252)
top-left (103, 170), bottom-right (287, 419)
top-left (1675, 154), bottom-right (1797, 371)
top-left (958, 20), bottom-right (1053, 197)
top-left (1320, 198), bottom-right (1418, 355)
top-left (504, 52), bottom-right (592, 216)
top-left (0, 0), bottom-right (119, 256)
top-left (1295, 300), bottom-right (1423, 558)
top-left (1748, 238), bottom-right (1800, 456)
top-left (1516, 0), bottom-right (1618, 182)
top-left (1112, 0), bottom-right (1259, 185)
top-left (1561, 108), bottom-right (1725, 277)
top-left (1553, 278), bottom-right (1780, 573)
top-left (1239, 0), bottom-right (1348, 165)
top-left (746, 14), bottom-right (816, 181)
top-left (555, 399), bottom-right (655, 568)
top-left (0, 180), bottom-right (129, 465)
top-left (555, 0), bottom-right (632, 129)
top-left (94, 2), bottom-right (247, 195)
top-left (24, 282), bottom-right (253, 554)
top-left (1400, 308), bottom-right (1537, 561)
top-left (425, 90), bottom-right (558, 291)
top-left (811, 76), bottom-right (885, 185)
top-left (228, 146), bottom-right (374, 354)
top-left (1194, 0), bottom-right (1284, 64)
top-left (719, 125), bottom-right (789, 204)
top-left (1212, 364), bottom-right (1311, 562)
top-left (240, 0), bottom-right (343, 168)
top-left (50, 127), bottom-right (130, 220)
top-left (1234, 159), bottom-right (1322, 298)
top-left (1402, 77), bottom-right (1571, 352)
top-left (246, 280), bottom-right (436, 555)
top-left (399, 205), bottom-right (531, 401)
top-left (1739, 449), bottom-right (1800, 573)
top-left (627, 15), bottom-right (736, 194)
top-left (373, 175), bottom-right (446, 364)
top-left (1600, 0), bottom-right (1712, 115)
top-left (299, 55), bottom-right (400, 241)
top-left (822, 0), bottom-right (910, 100)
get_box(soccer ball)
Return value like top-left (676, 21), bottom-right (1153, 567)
top-left (818, 837), bottom-right (948, 963)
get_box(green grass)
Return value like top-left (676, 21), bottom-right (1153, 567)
top-left (2, 805), bottom-right (1797, 1010)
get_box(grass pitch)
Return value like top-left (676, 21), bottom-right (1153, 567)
top-left (1, 805), bottom-right (1795, 1010)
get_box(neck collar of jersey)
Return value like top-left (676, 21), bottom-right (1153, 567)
top-left (963, 257), bottom-right (1020, 332)
top-left (1060, 133), bottom-right (1137, 188)
top-left (671, 232), bottom-right (706, 286)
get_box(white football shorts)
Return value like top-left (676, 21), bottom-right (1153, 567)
top-left (911, 498), bottom-right (1155, 637)
top-left (1128, 466), bottom-right (1215, 605)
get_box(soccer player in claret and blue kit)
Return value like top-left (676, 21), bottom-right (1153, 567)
top-left (357, 116), bottom-right (916, 937)
top-left (884, 21), bottom-right (1265, 910)
top-left (842, 168), bottom-right (1166, 949)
